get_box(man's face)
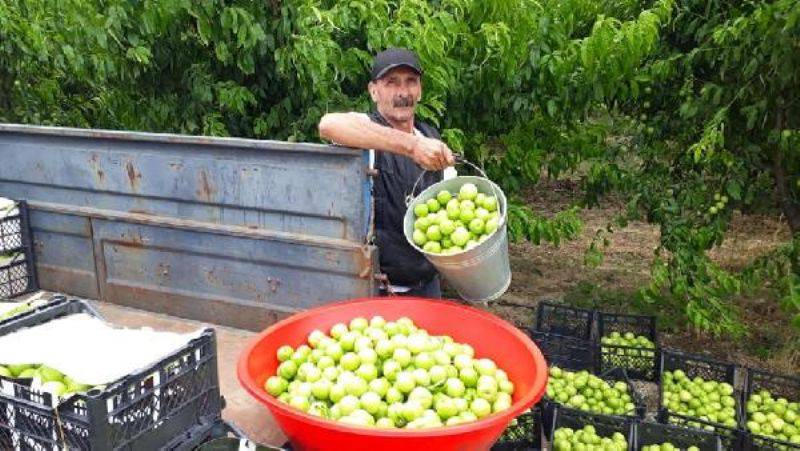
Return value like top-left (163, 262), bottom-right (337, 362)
top-left (368, 66), bottom-right (422, 123)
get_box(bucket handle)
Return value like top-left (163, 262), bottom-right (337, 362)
top-left (405, 156), bottom-right (505, 221)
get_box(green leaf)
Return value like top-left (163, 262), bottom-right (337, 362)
top-left (546, 99), bottom-right (557, 117)
top-left (726, 181), bottom-right (742, 201)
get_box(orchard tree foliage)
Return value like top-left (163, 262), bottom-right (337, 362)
top-left (0, 0), bottom-right (797, 337)
top-left (611, 0), bottom-right (800, 335)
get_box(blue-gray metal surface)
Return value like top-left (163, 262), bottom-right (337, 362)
top-left (0, 124), bottom-right (378, 330)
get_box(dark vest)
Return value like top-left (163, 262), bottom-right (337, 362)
top-left (369, 111), bottom-right (443, 286)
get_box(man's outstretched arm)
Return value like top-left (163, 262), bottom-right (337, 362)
top-left (318, 112), bottom-right (454, 170)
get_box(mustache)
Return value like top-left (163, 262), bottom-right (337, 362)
top-left (393, 96), bottom-right (416, 108)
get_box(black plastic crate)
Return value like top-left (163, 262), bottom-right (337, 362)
top-left (201, 430), bottom-right (286, 451)
top-left (543, 367), bottom-right (646, 440)
top-left (164, 419), bottom-right (246, 451)
top-left (654, 414), bottom-right (745, 451)
top-left (547, 367), bottom-right (647, 418)
top-left (534, 301), bottom-right (594, 340)
top-left (0, 298), bottom-right (223, 450)
top-left (597, 312), bottom-right (660, 382)
top-left (658, 350), bottom-right (743, 450)
top-left (742, 431), bottom-right (800, 451)
top-left (0, 200), bottom-right (38, 299)
top-left (741, 368), bottom-right (800, 450)
top-left (0, 296), bottom-right (99, 335)
top-left (492, 405), bottom-right (543, 450)
top-left (636, 421), bottom-right (724, 450)
top-left (0, 295), bottom-right (71, 327)
top-left (549, 404), bottom-right (636, 450)
top-left (527, 330), bottom-right (596, 372)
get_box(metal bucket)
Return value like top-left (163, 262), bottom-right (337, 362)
top-left (403, 175), bottom-right (511, 301)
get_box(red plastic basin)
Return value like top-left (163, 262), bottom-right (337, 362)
top-left (237, 297), bottom-right (548, 451)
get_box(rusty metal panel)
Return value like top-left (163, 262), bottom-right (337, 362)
top-left (28, 209), bottom-right (99, 299)
top-left (0, 125), bottom-right (368, 239)
top-left (0, 124), bottom-right (378, 330)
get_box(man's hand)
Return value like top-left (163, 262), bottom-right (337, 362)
top-left (410, 136), bottom-right (456, 171)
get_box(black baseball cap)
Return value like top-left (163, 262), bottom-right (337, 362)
top-left (371, 48), bottom-right (423, 81)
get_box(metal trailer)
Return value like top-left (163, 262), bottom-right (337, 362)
top-left (0, 123), bottom-right (379, 330)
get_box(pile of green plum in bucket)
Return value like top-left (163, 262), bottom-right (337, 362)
top-left (410, 182), bottom-right (501, 255)
top-left (262, 315), bottom-right (516, 429)
top-left (403, 172), bottom-right (511, 301)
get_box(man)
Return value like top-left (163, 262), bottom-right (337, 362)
top-left (318, 48), bottom-right (455, 297)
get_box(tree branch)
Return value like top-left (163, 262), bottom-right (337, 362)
top-left (773, 108), bottom-right (800, 234)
